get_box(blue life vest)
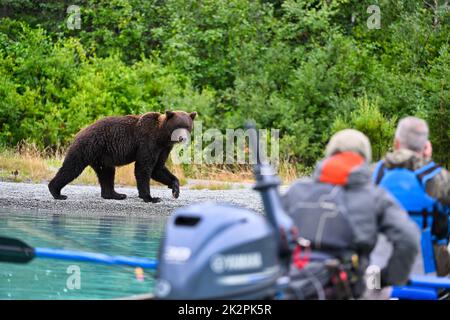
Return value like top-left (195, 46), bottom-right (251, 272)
top-left (372, 160), bottom-right (449, 242)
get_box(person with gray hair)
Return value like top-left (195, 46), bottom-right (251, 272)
top-left (373, 116), bottom-right (450, 277)
top-left (395, 116), bottom-right (431, 154)
top-left (282, 129), bottom-right (420, 299)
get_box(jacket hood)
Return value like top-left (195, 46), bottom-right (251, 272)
top-left (312, 151), bottom-right (371, 187)
top-left (384, 149), bottom-right (425, 170)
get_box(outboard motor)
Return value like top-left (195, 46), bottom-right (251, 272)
top-left (154, 122), bottom-right (296, 299)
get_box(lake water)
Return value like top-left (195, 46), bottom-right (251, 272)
top-left (0, 209), bottom-right (165, 299)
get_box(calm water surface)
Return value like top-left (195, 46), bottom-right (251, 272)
top-left (0, 209), bottom-right (165, 299)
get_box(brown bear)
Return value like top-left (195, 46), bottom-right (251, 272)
top-left (48, 110), bottom-right (196, 203)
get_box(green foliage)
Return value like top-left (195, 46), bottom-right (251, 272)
top-left (0, 18), bottom-right (214, 147)
top-left (331, 96), bottom-right (397, 161)
top-left (0, 0), bottom-right (449, 167)
top-left (423, 45), bottom-right (450, 166)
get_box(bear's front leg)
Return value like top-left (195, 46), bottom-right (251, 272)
top-left (134, 161), bottom-right (161, 203)
top-left (151, 167), bottom-right (180, 199)
top-left (171, 178), bottom-right (180, 199)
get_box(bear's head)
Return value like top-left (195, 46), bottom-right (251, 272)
top-left (163, 110), bottom-right (197, 144)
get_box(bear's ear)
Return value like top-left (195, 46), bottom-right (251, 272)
top-left (165, 110), bottom-right (175, 119)
top-left (189, 112), bottom-right (197, 120)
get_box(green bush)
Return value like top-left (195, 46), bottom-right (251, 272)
top-left (0, 1), bottom-right (448, 168)
top-left (331, 96), bottom-right (397, 161)
top-left (0, 20), bottom-right (215, 147)
top-left (424, 45), bottom-right (450, 166)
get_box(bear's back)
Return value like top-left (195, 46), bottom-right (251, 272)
top-left (75, 115), bottom-right (139, 139)
top-left (70, 115), bottom-right (142, 161)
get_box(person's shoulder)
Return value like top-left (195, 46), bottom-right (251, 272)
top-left (281, 177), bottom-right (316, 203)
top-left (365, 181), bottom-right (406, 213)
top-left (284, 177), bottom-right (314, 192)
top-left (435, 164), bottom-right (450, 180)
top-left (426, 163), bottom-right (450, 206)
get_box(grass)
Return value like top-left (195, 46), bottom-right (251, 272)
top-left (0, 146), bottom-right (51, 183)
top-left (0, 144), bottom-right (304, 189)
top-left (188, 182), bottom-right (237, 190)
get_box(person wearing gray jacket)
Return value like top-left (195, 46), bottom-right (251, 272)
top-left (281, 129), bottom-right (420, 298)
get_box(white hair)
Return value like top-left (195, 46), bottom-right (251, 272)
top-left (325, 129), bottom-right (372, 163)
top-left (395, 116), bottom-right (429, 152)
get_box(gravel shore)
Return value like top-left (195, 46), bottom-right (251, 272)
top-left (0, 181), bottom-right (266, 216)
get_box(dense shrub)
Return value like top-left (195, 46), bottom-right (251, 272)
top-left (0, 0), bottom-right (448, 167)
top-left (0, 20), bottom-right (215, 147)
top-left (331, 96), bottom-right (397, 161)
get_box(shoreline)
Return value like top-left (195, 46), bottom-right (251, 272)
top-left (0, 181), bottom-right (265, 217)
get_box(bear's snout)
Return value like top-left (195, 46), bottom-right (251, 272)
top-left (171, 128), bottom-right (190, 144)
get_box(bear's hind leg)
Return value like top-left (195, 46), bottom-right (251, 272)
top-left (92, 165), bottom-right (126, 200)
top-left (48, 155), bottom-right (87, 200)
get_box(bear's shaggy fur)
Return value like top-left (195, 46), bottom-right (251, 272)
top-left (48, 110), bottom-right (196, 203)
